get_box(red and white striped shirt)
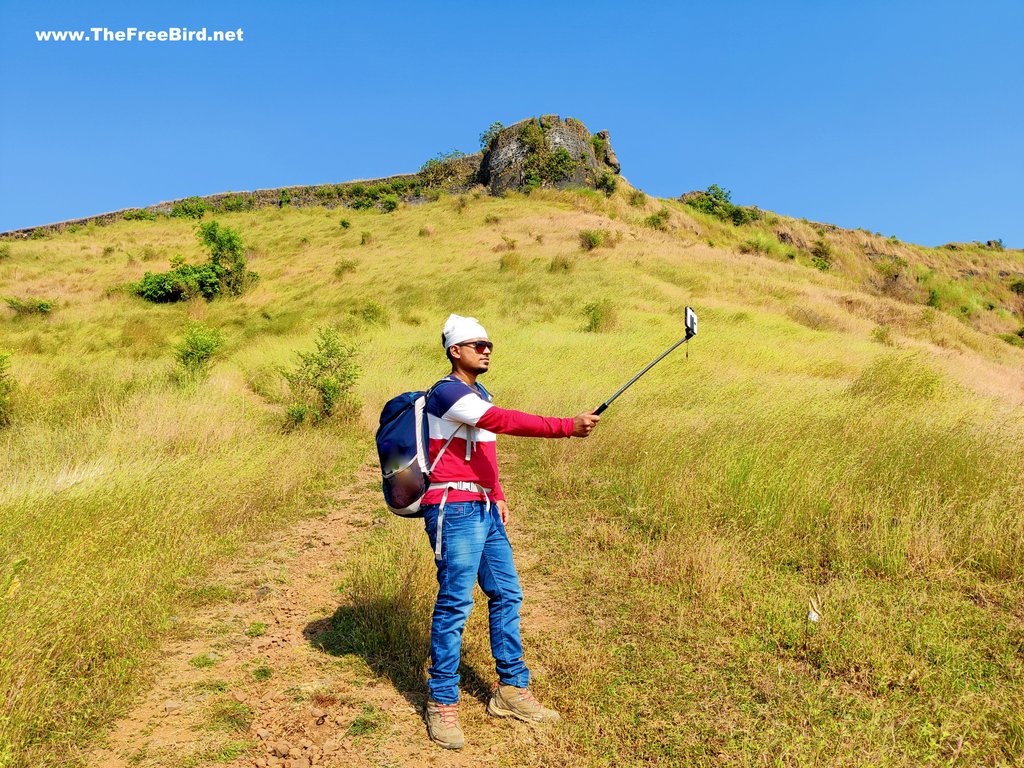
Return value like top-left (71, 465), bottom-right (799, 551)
top-left (421, 374), bottom-right (574, 504)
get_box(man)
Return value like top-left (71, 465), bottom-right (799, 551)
top-left (420, 313), bottom-right (600, 750)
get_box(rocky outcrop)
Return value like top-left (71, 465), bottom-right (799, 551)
top-left (1, 115), bottom-right (621, 238)
top-left (479, 115), bottom-right (622, 195)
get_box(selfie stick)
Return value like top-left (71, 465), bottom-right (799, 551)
top-left (593, 307), bottom-right (697, 416)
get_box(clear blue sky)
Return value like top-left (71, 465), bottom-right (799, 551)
top-left (1, 0), bottom-right (1021, 246)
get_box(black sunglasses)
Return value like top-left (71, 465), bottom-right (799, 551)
top-left (456, 340), bottom-right (494, 353)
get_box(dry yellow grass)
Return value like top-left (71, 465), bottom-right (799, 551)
top-left (0, 184), bottom-right (1022, 765)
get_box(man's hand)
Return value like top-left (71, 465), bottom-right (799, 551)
top-left (572, 411), bottom-right (601, 437)
top-left (495, 500), bottom-right (510, 525)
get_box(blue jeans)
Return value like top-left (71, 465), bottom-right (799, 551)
top-left (422, 500), bottom-right (530, 704)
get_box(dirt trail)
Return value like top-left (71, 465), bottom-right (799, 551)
top-left (86, 455), bottom-right (561, 768)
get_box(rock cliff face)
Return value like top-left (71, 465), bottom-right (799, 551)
top-left (479, 115), bottom-right (621, 195)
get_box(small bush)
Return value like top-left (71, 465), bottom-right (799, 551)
top-left (418, 149), bottom-right (468, 188)
top-left (174, 321), bottom-right (225, 383)
top-left (333, 259), bottom-right (357, 280)
top-left (171, 197), bottom-right (208, 219)
top-left (870, 325), bottom-right (895, 346)
top-left (360, 231), bottom-right (373, 246)
top-left (219, 194), bottom-right (253, 212)
top-left (479, 121), bottom-right (504, 151)
top-left (122, 208), bottom-right (157, 221)
top-left (280, 326), bottom-right (361, 428)
top-left (596, 172), bottom-right (618, 197)
top-left (683, 185), bottom-right (760, 225)
top-left (358, 300), bottom-right (389, 326)
top-left (244, 622), bottom-right (267, 638)
top-left (134, 264), bottom-right (220, 302)
top-left (4, 296), bottom-right (54, 316)
top-left (379, 194), bottom-right (399, 213)
top-left (279, 189), bottom-right (292, 206)
top-left (548, 255), bottom-right (574, 273)
top-left (484, 214), bottom-right (501, 225)
top-left (1009, 279), bottom-right (1024, 296)
top-left (628, 190), bottom-right (647, 207)
top-left (811, 239), bottom-right (833, 271)
top-left (340, 218), bottom-right (351, 229)
top-left (579, 229), bottom-right (605, 251)
top-left (0, 349), bottom-right (14, 428)
top-left (102, 245), bottom-right (115, 257)
top-left (644, 209), bottom-right (670, 231)
top-left (582, 299), bottom-right (617, 333)
top-left (418, 226), bottom-right (434, 237)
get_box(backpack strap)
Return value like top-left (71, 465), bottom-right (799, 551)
top-left (424, 376), bottom-right (466, 476)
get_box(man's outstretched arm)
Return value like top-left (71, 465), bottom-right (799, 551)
top-left (475, 406), bottom-right (600, 438)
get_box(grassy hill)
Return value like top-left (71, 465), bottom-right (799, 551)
top-left (1, 181), bottom-right (1023, 766)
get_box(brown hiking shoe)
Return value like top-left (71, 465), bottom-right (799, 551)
top-left (486, 683), bottom-right (560, 723)
top-left (424, 699), bottom-right (464, 749)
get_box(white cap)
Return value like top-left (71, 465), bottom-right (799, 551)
top-left (442, 313), bottom-right (489, 349)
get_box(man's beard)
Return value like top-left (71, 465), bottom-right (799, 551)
top-left (472, 362), bottom-right (489, 374)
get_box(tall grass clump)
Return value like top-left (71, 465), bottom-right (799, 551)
top-left (579, 229), bottom-right (605, 251)
top-left (582, 299), bottom-right (617, 332)
top-left (0, 350), bottom-right (13, 427)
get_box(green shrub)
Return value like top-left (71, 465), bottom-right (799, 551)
top-left (134, 263), bottom-right (220, 302)
top-left (360, 231), bottom-right (372, 246)
top-left (518, 119), bottom-right (584, 192)
top-left (644, 208), bottom-right (671, 231)
top-left (333, 259), bottom-right (357, 280)
top-left (340, 218), bottom-right (351, 229)
top-left (170, 197), bottom-right (208, 219)
top-left (358, 300), bottom-right (389, 326)
top-left (174, 321), bottom-right (225, 383)
top-left (280, 327), bottom-right (361, 428)
top-left (582, 299), bottom-right (617, 333)
top-left (811, 239), bottom-right (833, 271)
top-left (4, 296), bottom-right (54, 316)
top-left (418, 150), bottom-right (468, 188)
top-left (596, 172), bottom-right (618, 197)
top-left (278, 189), bottom-right (292, 206)
top-left (0, 349), bottom-right (14, 428)
top-left (132, 221), bottom-right (256, 303)
top-left (198, 221), bottom-right (258, 296)
top-left (684, 184), bottom-right (760, 225)
top-left (122, 209), bottom-right (157, 221)
top-left (479, 121), bottom-right (504, 151)
top-left (579, 229), bottom-right (605, 251)
top-left (379, 194), bottom-right (399, 213)
top-left (628, 190), bottom-right (647, 207)
top-left (219, 194), bottom-right (253, 212)
top-left (1009, 279), bottom-right (1024, 296)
